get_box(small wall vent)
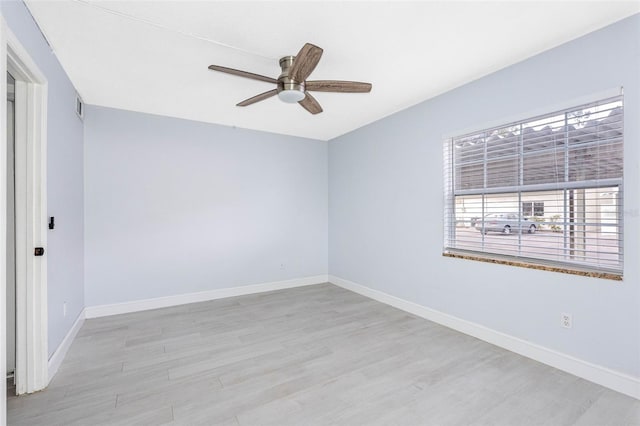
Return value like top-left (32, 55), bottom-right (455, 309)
top-left (75, 95), bottom-right (84, 120)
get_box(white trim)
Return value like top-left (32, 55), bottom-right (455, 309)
top-left (47, 310), bottom-right (85, 380)
top-left (1, 15), bottom-right (9, 426)
top-left (329, 275), bottom-right (640, 400)
top-left (5, 24), bottom-right (49, 395)
top-left (86, 275), bottom-right (329, 319)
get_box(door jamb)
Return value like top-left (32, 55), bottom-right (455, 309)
top-left (1, 15), bottom-right (8, 426)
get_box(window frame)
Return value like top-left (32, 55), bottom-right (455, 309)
top-left (443, 96), bottom-right (624, 280)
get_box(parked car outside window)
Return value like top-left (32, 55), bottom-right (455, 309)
top-left (475, 213), bottom-right (537, 235)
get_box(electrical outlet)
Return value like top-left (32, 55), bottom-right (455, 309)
top-left (63, 302), bottom-right (67, 317)
top-left (561, 313), bottom-right (572, 329)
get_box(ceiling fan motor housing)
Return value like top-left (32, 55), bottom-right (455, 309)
top-left (277, 56), bottom-right (305, 102)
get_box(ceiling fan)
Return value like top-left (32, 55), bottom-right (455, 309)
top-left (208, 43), bottom-right (372, 115)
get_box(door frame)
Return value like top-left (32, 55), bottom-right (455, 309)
top-left (1, 18), bottom-right (49, 403)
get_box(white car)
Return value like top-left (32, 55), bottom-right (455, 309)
top-left (475, 213), bottom-right (537, 235)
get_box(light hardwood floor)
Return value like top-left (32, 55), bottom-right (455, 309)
top-left (7, 283), bottom-right (640, 425)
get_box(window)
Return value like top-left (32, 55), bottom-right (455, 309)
top-left (522, 201), bottom-right (544, 217)
top-left (444, 96), bottom-right (623, 279)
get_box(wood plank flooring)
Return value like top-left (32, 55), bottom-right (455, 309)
top-left (7, 283), bottom-right (640, 425)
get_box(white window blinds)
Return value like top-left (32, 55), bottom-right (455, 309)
top-left (444, 96), bottom-right (623, 277)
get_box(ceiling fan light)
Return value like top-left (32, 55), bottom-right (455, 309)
top-left (278, 89), bottom-right (306, 103)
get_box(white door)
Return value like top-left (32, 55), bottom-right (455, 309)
top-left (5, 29), bottom-right (49, 396)
top-left (6, 71), bottom-right (16, 384)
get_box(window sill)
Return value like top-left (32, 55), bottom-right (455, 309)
top-left (442, 252), bottom-right (622, 281)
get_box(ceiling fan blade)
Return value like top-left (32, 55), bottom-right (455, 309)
top-left (298, 93), bottom-right (323, 115)
top-left (237, 89), bottom-right (278, 107)
top-left (208, 65), bottom-right (277, 84)
top-left (289, 43), bottom-right (323, 82)
top-left (305, 80), bottom-right (372, 93)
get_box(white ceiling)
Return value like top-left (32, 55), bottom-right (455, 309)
top-left (25, 1), bottom-right (639, 141)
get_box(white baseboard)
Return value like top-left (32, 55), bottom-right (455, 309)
top-left (85, 275), bottom-right (329, 319)
top-left (329, 275), bottom-right (640, 400)
top-left (48, 309), bottom-right (85, 381)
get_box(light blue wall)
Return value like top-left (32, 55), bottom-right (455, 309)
top-left (329, 14), bottom-right (640, 377)
top-left (83, 106), bottom-right (328, 306)
top-left (2, 1), bottom-right (85, 357)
